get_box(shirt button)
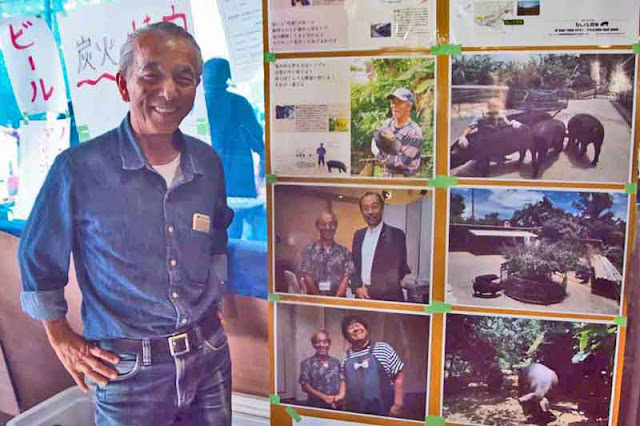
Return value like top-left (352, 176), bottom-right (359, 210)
top-left (167, 225), bottom-right (174, 234)
top-left (170, 259), bottom-right (177, 267)
top-left (181, 318), bottom-right (188, 325)
top-left (172, 292), bottom-right (179, 299)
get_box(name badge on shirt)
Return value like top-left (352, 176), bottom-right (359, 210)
top-left (319, 281), bottom-right (331, 292)
top-left (192, 213), bottom-right (211, 234)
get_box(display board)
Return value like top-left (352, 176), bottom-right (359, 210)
top-left (263, 0), bottom-right (639, 425)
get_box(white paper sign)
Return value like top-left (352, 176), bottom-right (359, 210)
top-left (269, 0), bottom-right (436, 53)
top-left (13, 118), bottom-right (70, 220)
top-left (57, 0), bottom-right (210, 143)
top-left (450, 0), bottom-right (640, 47)
top-left (217, 0), bottom-right (263, 83)
top-left (0, 16), bottom-right (67, 114)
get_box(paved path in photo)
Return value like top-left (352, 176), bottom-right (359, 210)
top-left (446, 251), bottom-right (620, 315)
top-left (450, 98), bottom-right (633, 183)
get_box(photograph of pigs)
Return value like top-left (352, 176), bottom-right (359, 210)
top-left (443, 313), bottom-right (619, 426)
top-left (276, 303), bottom-right (431, 421)
top-left (446, 187), bottom-right (629, 315)
top-left (449, 52), bottom-right (636, 183)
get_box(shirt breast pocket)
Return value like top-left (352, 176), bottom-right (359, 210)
top-left (181, 230), bottom-right (213, 284)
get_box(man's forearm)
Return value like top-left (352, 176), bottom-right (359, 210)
top-left (336, 275), bottom-right (350, 297)
top-left (43, 317), bottom-right (73, 343)
top-left (302, 384), bottom-right (334, 401)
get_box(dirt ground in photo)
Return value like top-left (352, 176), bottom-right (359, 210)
top-left (446, 251), bottom-right (620, 315)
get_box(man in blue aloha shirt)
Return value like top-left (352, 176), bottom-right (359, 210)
top-left (299, 211), bottom-right (354, 297)
top-left (299, 330), bottom-right (342, 409)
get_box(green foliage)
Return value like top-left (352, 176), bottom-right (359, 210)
top-left (508, 192), bottom-right (626, 272)
top-left (350, 58), bottom-right (435, 177)
top-left (571, 324), bottom-right (617, 376)
top-left (502, 241), bottom-right (580, 279)
top-left (449, 193), bottom-right (466, 222)
top-left (445, 316), bottom-right (616, 384)
top-left (453, 53), bottom-right (635, 93)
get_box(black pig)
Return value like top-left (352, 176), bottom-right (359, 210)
top-left (567, 114), bottom-right (604, 166)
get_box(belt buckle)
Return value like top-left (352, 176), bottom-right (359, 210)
top-left (168, 333), bottom-right (190, 357)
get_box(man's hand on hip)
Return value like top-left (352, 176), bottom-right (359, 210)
top-left (43, 319), bottom-right (120, 393)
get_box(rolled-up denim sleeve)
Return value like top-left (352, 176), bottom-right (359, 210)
top-left (18, 150), bottom-right (74, 321)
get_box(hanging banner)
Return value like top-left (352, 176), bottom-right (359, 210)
top-left (0, 16), bottom-right (67, 115)
top-left (217, 0), bottom-right (263, 83)
top-left (57, 0), bottom-right (210, 143)
top-left (13, 118), bottom-right (70, 220)
top-left (450, 0), bottom-right (640, 47)
top-left (268, 0), bottom-right (437, 53)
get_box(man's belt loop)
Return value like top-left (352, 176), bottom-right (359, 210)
top-left (142, 339), bottom-right (152, 366)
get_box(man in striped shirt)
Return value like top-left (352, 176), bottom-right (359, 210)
top-left (371, 88), bottom-right (423, 177)
top-left (335, 315), bottom-right (406, 417)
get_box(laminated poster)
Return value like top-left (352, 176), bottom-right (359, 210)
top-left (451, 0), bottom-right (640, 47)
top-left (269, 0), bottom-right (436, 53)
top-left (270, 56), bottom-right (435, 179)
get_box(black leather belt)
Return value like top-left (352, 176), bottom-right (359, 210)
top-left (97, 314), bottom-right (221, 361)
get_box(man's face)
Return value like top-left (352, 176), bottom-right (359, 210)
top-left (390, 97), bottom-right (412, 121)
top-left (360, 195), bottom-right (383, 228)
top-left (345, 321), bottom-right (369, 345)
top-left (487, 100), bottom-right (502, 117)
top-left (312, 333), bottom-right (331, 356)
top-left (316, 212), bottom-right (337, 242)
top-left (116, 33), bottom-right (200, 136)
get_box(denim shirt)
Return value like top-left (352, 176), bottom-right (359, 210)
top-left (19, 116), bottom-right (232, 340)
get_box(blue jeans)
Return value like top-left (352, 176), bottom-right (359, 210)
top-left (94, 328), bottom-right (232, 425)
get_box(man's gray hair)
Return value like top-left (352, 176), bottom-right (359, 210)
top-left (118, 21), bottom-right (203, 77)
top-left (315, 210), bottom-right (338, 228)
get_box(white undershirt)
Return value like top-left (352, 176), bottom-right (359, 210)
top-left (361, 222), bottom-right (383, 286)
top-left (153, 153), bottom-right (181, 187)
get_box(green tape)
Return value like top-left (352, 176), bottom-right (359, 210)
top-left (268, 294), bottom-right (281, 302)
top-left (286, 407), bottom-right (302, 422)
top-left (424, 301), bottom-right (452, 314)
top-left (428, 175), bottom-right (458, 188)
top-left (431, 44), bottom-right (462, 56)
top-left (633, 43), bottom-right (640, 54)
top-left (625, 183), bottom-right (637, 195)
top-left (264, 52), bottom-right (276, 62)
top-left (425, 415), bottom-right (445, 426)
top-left (77, 124), bottom-right (91, 143)
top-left (269, 394), bottom-right (281, 404)
top-left (615, 316), bottom-right (628, 327)
top-left (267, 173), bottom-right (278, 184)
top-left (195, 118), bottom-right (209, 137)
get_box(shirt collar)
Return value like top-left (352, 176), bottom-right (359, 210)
top-left (118, 114), bottom-right (203, 178)
top-left (367, 222), bottom-right (384, 236)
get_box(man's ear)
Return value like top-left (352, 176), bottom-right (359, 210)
top-left (115, 72), bottom-right (130, 102)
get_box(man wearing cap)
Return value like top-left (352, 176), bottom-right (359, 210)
top-left (370, 88), bottom-right (423, 177)
top-left (19, 22), bottom-right (234, 425)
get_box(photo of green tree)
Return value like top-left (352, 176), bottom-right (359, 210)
top-left (447, 187), bottom-right (628, 315)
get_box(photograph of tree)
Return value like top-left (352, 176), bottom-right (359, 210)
top-left (447, 187), bottom-right (629, 315)
top-left (351, 57), bottom-right (435, 178)
top-left (443, 314), bottom-right (618, 426)
top-left (449, 52), bottom-right (636, 182)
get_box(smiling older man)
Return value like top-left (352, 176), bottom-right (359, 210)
top-left (19, 22), bottom-right (233, 425)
